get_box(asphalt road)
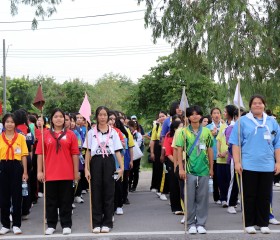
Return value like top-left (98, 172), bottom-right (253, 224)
top-left (0, 171), bottom-right (280, 240)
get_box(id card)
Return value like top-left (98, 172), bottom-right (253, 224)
top-left (264, 131), bottom-right (271, 140)
top-left (199, 143), bottom-right (206, 150)
top-left (14, 147), bottom-right (21, 154)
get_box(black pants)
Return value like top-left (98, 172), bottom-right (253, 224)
top-left (213, 161), bottom-right (220, 201)
top-left (274, 172), bottom-right (280, 184)
top-left (122, 170), bottom-right (130, 203)
top-left (217, 163), bottom-right (229, 202)
top-left (30, 153), bottom-right (38, 203)
top-left (90, 155), bottom-right (115, 228)
top-left (75, 170), bottom-right (85, 197)
top-left (0, 160), bottom-right (23, 228)
top-left (226, 162), bottom-right (239, 207)
top-left (150, 140), bottom-right (163, 191)
top-left (114, 178), bottom-right (123, 211)
top-left (46, 180), bottom-right (73, 229)
top-left (242, 170), bottom-right (273, 227)
top-left (129, 158), bottom-right (141, 190)
top-left (166, 159), bottom-right (182, 212)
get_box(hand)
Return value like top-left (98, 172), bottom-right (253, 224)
top-left (179, 169), bottom-right (186, 180)
top-left (235, 162), bottom-right (243, 175)
top-left (150, 153), bottom-right (155, 161)
top-left (209, 168), bottom-right (214, 178)
top-left (74, 171), bottom-right (81, 182)
top-left (22, 172), bottom-right (28, 182)
top-left (129, 161), bottom-right (133, 169)
top-left (37, 171), bottom-right (44, 182)
top-left (117, 168), bottom-right (124, 181)
top-left (275, 162), bottom-right (280, 175)
top-left (160, 154), bottom-right (165, 163)
top-left (85, 169), bottom-right (91, 182)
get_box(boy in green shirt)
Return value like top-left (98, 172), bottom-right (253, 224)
top-left (176, 105), bottom-right (214, 234)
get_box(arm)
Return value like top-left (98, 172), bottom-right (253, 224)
top-left (37, 154), bottom-right (44, 182)
top-left (177, 146), bottom-right (186, 180)
top-left (274, 149), bottom-right (280, 175)
top-left (72, 154), bottom-right (80, 182)
top-left (150, 140), bottom-right (155, 161)
top-left (84, 149), bottom-right (91, 182)
top-left (173, 148), bottom-right (178, 172)
top-left (115, 151), bottom-right (124, 179)
top-left (207, 147), bottom-right (214, 177)
top-left (22, 156), bottom-right (28, 181)
top-left (129, 147), bottom-right (134, 169)
top-left (232, 145), bottom-right (242, 175)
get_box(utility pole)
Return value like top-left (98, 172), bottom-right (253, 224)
top-left (3, 39), bottom-right (6, 115)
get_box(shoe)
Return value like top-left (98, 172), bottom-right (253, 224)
top-left (130, 187), bottom-right (136, 192)
top-left (0, 227), bottom-right (10, 235)
top-left (92, 227), bottom-right (101, 234)
top-left (274, 182), bottom-right (280, 187)
top-left (116, 207), bottom-right (124, 215)
top-left (151, 188), bottom-right (157, 193)
top-left (237, 199), bottom-right (241, 205)
top-left (197, 226), bottom-right (207, 234)
top-left (81, 190), bottom-right (87, 194)
top-left (215, 200), bottom-right (222, 205)
top-left (124, 198), bottom-right (130, 205)
top-left (227, 206), bottom-right (237, 214)
top-left (181, 216), bottom-right (185, 224)
top-left (101, 226), bottom-right (110, 233)
top-left (188, 226), bottom-right (197, 234)
top-left (160, 194), bottom-right (168, 201)
top-left (72, 203), bottom-right (76, 209)
top-left (269, 218), bottom-right (280, 225)
top-left (38, 192), bottom-right (44, 198)
top-left (22, 214), bottom-right (29, 220)
top-left (62, 227), bottom-right (71, 235)
top-left (245, 226), bottom-right (256, 234)
top-left (45, 227), bottom-right (55, 235)
top-left (174, 211), bottom-right (184, 215)
top-left (74, 196), bottom-right (84, 203)
top-left (156, 192), bottom-right (161, 197)
top-left (260, 227), bottom-right (271, 234)
top-left (12, 226), bottom-right (22, 235)
top-left (222, 201), bottom-right (228, 208)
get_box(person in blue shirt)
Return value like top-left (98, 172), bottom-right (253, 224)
top-left (229, 94), bottom-right (280, 234)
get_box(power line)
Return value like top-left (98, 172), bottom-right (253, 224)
top-left (0, 9), bottom-right (146, 24)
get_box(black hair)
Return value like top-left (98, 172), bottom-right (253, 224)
top-left (249, 94), bottom-right (266, 108)
top-left (265, 109), bottom-right (272, 116)
top-left (172, 114), bottom-right (183, 122)
top-left (37, 115), bottom-right (47, 128)
top-left (70, 114), bottom-right (77, 122)
top-left (169, 121), bottom-right (181, 138)
top-left (169, 101), bottom-right (180, 116)
top-left (127, 120), bottom-right (136, 128)
top-left (76, 112), bottom-right (86, 121)
top-left (158, 110), bottom-right (168, 119)
top-left (50, 108), bottom-right (65, 129)
top-left (13, 109), bottom-right (30, 133)
top-left (225, 105), bottom-right (237, 119)
top-left (200, 115), bottom-right (212, 124)
top-left (2, 113), bottom-right (16, 127)
top-left (108, 111), bottom-right (118, 119)
top-left (210, 107), bottom-right (221, 115)
top-left (186, 105), bottom-right (203, 118)
top-left (115, 117), bottom-right (129, 138)
top-left (95, 106), bottom-right (109, 124)
top-left (233, 109), bottom-right (246, 118)
top-left (28, 115), bottom-right (37, 124)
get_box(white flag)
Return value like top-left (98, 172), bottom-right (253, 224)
top-left (233, 82), bottom-right (245, 109)
top-left (179, 86), bottom-right (189, 111)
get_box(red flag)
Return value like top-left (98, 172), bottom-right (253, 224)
top-left (33, 84), bottom-right (45, 111)
top-left (79, 93), bottom-right (91, 124)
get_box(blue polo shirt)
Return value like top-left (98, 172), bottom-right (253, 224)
top-left (229, 115), bottom-right (280, 172)
top-left (161, 117), bottom-right (171, 138)
top-left (206, 122), bottom-right (225, 160)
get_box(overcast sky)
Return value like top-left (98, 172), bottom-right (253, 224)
top-left (0, 0), bottom-right (173, 84)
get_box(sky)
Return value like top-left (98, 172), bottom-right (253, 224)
top-left (0, 0), bottom-right (173, 84)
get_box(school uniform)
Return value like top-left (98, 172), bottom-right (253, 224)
top-left (229, 112), bottom-right (280, 227)
top-left (0, 132), bottom-right (28, 229)
top-left (36, 129), bottom-right (79, 230)
top-left (83, 126), bottom-right (123, 228)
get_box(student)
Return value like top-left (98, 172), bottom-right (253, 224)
top-left (36, 108), bottom-right (80, 235)
top-left (0, 113), bottom-right (29, 235)
top-left (177, 106), bottom-right (214, 234)
top-left (229, 94), bottom-right (280, 234)
top-left (200, 115), bottom-right (212, 127)
top-left (84, 106), bottom-right (124, 234)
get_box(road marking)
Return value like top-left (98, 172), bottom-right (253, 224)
top-left (1, 230), bottom-right (280, 239)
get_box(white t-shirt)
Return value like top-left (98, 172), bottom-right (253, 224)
top-left (0, 123), bottom-right (3, 134)
top-left (83, 126), bottom-right (123, 157)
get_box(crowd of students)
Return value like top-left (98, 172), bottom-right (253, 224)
top-left (0, 94), bottom-right (280, 236)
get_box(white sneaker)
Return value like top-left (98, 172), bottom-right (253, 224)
top-left (45, 227), bottom-right (55, 235)
top-left (0, 227), bottom-right (10, 235)
top-left (245, 226), bottom-right (256, 234)
top-left (237, 199), bottom-right (241, 205)
top-left (227, 206), bottom-right (237, 214)
top-left (197, 226), bottom-right (207, 234)
top-left (156, 192), bottom-right (161, 197)
top-left (222, 201), bottom-right (228, 208)
top-left (260, 227), bottom-right (271, 234)
top-left (100, 226), bottom-right (110, 233)
top-left (12, 227), bottom-right (22, 235)
top-left (180, 216), bottom-right (185, 224)
top-left (62, 227), bottom-right (71, 235)
top-left (188, 226), bottom-right (197, 234)
top-left (72, 203), bottom-right (76, 209)
top-left (160, 194), bottom-right (168, 201)
top-left (174, 211), bottom-right (184, 215)
top-left (92, 227), bottom-right (100, 234)
top-left (269, 218), bottom-right (280, 225)
top-left (38, 192), bottom-right (44, 198)
top-left (215, 200), bottom-right (222, 205)
top-left (151, 188), bottom-right (157, 193)
top-left (81, 190), bottom-right (87, 194)
top-left (274, 182), bottom-right (280, 187)
top-left (116, 207), bottom-right (124, 215)
top-left (74, 196), bottom-right (84, 203)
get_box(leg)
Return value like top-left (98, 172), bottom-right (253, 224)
top-left (213, 161), bottom-right (220, 202)
top-left (45, 181), bottom-right (59, 229)
top-left (132, 159), bottom-right (141, 189)
top-left (196, 176), bottom-right (209, 227)
top-left (217, 163), bottom-right (229, 202)
top-left (186, 174), bottom-right (197, 227)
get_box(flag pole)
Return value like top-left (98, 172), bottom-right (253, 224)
top-left (184, 112), bottom-right (188, 235)
top-left (237, 80), bottom-right (246, 232)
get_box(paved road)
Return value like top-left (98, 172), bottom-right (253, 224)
top-left (1, 171), bottom-right (280, 240)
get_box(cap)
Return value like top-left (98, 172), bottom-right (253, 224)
top-left (131, 115), bottom-right (137, 120)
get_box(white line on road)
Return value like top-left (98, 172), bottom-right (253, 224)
top-left (1, 230), bottom-right (280, 239)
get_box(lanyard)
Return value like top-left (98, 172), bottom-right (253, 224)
top-left (94, 126), bottom-right (111, 158)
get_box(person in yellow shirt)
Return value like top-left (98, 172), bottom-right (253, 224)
top-left (0, 113), bottom-right (29, 235)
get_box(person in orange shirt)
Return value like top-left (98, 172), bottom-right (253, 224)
top-left (0, 113), bottom-right (29, 235)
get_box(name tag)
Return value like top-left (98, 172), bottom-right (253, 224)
top-left (264, 133), bottom-right (271, 140)
top-left (62, 135), bottom-right (67, 140)
top-left (199, 143), bottom-right (206, 150)
top-left (15, 147), bottom-right (21, 154)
